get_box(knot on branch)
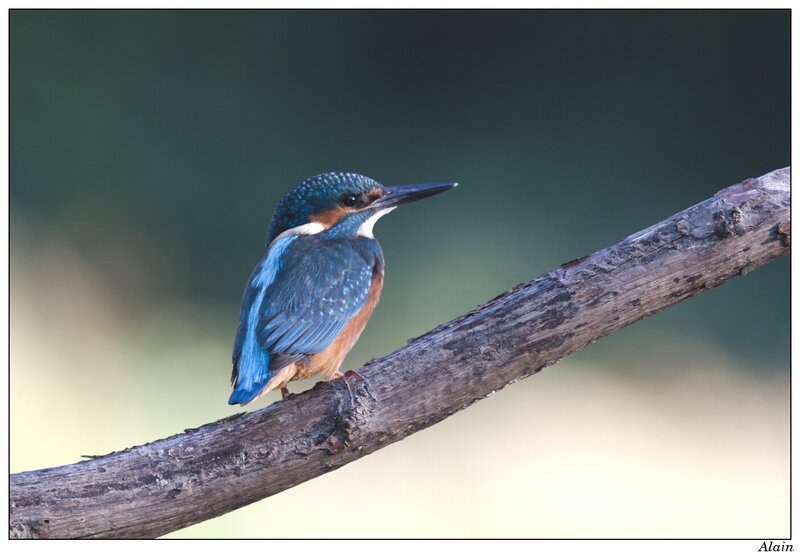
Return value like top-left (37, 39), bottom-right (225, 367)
top-left (713, 206), bottom-right (746, 238)
top-left (320, 371), bottom-right (375, 455)
top-left (778, 222), bottom-right (791, 247)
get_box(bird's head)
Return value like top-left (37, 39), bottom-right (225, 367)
top-left (266, 172), bottom-right (457, 244)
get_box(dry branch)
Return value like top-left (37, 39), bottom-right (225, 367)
top-left (10, 167), bottom-right (791, 539)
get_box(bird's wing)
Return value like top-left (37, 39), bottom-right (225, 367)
top-left (256, 237), bottom-right (379, 371)
top-left (231, 233), bottom-right (298, 364)
top-left (231, 274), bottom-right (259, 363)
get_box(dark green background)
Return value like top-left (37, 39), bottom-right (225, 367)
top-left (11, 10), bottom-right (790, 369)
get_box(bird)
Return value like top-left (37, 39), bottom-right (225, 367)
top-left (228, 172), bottom-right (457, 405)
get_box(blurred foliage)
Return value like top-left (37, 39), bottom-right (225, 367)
top-left (10, 10), bottom-right (789, 367)
top-left (10, 10), bottom-right (790, 537)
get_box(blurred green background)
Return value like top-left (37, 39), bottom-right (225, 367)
top-left (10, 10), bottom-right (789, 538)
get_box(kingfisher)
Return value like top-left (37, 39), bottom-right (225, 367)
top-left (228, 172), bottom-right (457, 405)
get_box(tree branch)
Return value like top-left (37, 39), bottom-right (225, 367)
top-left (10, 167), bottom-right (791, 539)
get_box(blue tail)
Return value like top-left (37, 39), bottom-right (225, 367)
top-left (228, 378), bottom-right (267, 405)
top-left (228, 336), bottom-right (272, 406)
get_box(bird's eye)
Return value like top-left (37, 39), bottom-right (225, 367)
top-left (341, 194), bottom-right (359, 207)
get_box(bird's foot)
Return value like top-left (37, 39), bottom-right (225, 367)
top-left (280, 387), bottom-right (291, 400)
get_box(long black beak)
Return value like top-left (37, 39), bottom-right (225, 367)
top-left (372, 182), bottom-right (458, 210)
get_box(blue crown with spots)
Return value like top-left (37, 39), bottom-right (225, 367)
top-left (266, 172), bottom-right (381, 244)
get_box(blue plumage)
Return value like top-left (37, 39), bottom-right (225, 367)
top-left (229, 234), bottom-right (296, 405)
top-left (257, 236), bottom-right (382, 365)
top-left (229, 172), bottom-right (456, 405)
top-left (266, 173), bottom-right (381, 244)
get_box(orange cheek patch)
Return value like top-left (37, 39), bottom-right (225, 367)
top-left (310, 206), bottom-right (349, 227)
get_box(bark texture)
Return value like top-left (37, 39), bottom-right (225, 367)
top-left (10, 167), bottom-right (791, 539)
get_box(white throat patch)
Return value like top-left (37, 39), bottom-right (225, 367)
top-left (270, 221), bottom-right (326, 245)
top-left (358, 207), bottom-right (396, 238)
